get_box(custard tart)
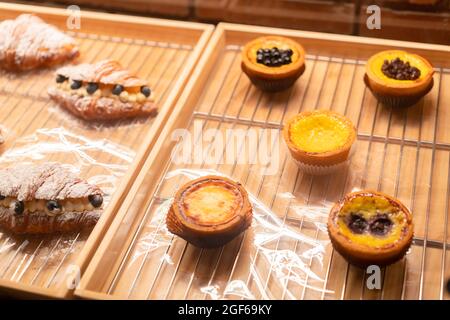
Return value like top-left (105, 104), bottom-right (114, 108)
top-left (283, 110), bottom-right (356, 175)
top-left (0, 14), bottom-right (79, 72)
top-left (241, 36), bottom-right (306, 92)
top-left (48, 60), bottom-right (156, 121)
top-left (365, 50), bottom-right (434, 108)
top-left (0, 162), bottom-right (103, 234)
top-left (328, 190), bottom-right (414, 267)
top-left (166, 176), bottom-right (252, 248)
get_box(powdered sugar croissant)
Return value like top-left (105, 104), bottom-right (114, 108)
top-left (0, 14), bottom-right (79, 71)
top-left (48, 59), bottom-right (157, 121)
top-left (0, 163), bottom-right (104, 234)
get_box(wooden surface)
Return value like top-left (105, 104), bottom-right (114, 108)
top-left (0, 3), bottom-right (212, 298)
top-left (78, 23), bottom-right (450, 299)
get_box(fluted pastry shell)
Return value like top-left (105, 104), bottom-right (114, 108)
top-left (166, 176), bottom-right (253, 248)
top-left (327, 190), bottom-right (414, 267)
top-left (283, 110), bottom-right (357, 167)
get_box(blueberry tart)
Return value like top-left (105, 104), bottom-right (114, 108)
top-left (283, 110), bottom-right (356, 175)
top-left (166, 176), bottom-right (253, 248)
top-left (48, 60), bottom-right (156, 121)
top-left (365, 50), bottom-right (434, 108)
top-left (328, 190), bottom-right (414, 267)
top-left (0, 162), bottom-right (104, 234)
top-left (241, 36), bottom-right (306, 92)
top-left (0, 14), bottom-right (79, 72)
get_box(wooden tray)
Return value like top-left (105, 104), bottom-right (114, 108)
top-left (0, 3), bottom-right (212, 298)
top-left (77, 23), bottom-right (450, 300)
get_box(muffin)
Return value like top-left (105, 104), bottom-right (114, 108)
top-left (282, 110), bottom-right (357, 175)
top-left (328, 190), bottom-right (414, 267)
top-left (365, 50), bottom-right (434, 108)
top-left (166, 176), bottom-right (253, 248)
top-left (241, 36), bottom-right (306, 92)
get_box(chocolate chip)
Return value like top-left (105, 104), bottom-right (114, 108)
top-left (46, 200), bottom-right (62, 213)
top-left (70, 80), bottom-right (82, 90)
top-left (141, 86), bottom-right (151, 97)
top-left (112, 84), bottom-right (124, 95)
top-left (56, 74), bottom-right (67, 83)
top-left (13, 201), bottom-right (24, 215)
top-left (0, 194), bottom-right (5, 200)
top-left (348, 214), bottom-right (368, 234)
top-left (88, 194), bottom-right (103, 208)
top-left (369, 215), bottom-right (393, 236)
top-left (86, 82), bottom-right (99, 94)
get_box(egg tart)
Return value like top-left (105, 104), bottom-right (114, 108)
top-left (365, 50), bottom-right (434, 108)
top-left (241, 36), bottom-right (306, 92)
top-left (328, 190), bottom-right (414, 267)
top-left (282, 110), bottom-right (356, 175)
top-left (166, 176), bottom-right (253, 248)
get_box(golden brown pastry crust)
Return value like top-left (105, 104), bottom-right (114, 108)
top-left (0, 14), bottom-right (79, 71)
top-left (48, 60), bottom-right (157, 121)
top-left (241, 36), bottom-right (306, 92)
top-left (0, 163), bottom-right (103, 234)
top-left (166, 175), bottom-right (253, 248)
top-left (282, 110), bottom-right (357, 167)
top-left (327, 190), bottom-right (414, 267)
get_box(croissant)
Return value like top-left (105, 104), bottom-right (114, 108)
top-left (0, 14), bottom-right (79, 71)
top-left (48, 60), bottom-right (157, 121)
top-left (0, 163), bottom-right (104, 234)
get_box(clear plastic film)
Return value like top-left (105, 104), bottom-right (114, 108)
top-left (131, 168), bottom-right (336, 300)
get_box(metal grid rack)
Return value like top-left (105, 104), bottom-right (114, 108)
top-left (81, 38), bottom-right (450, 299)
top-left (0, 31), bottom-right (194, 295)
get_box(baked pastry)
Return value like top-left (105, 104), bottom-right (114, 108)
top-left (241, 36), bottom-right (306, 92)
top-left (48, 60), bottom-right (157, 121)
top-left (282, 110), bottom-right (356, 175)
top-left (365, 50), bottom-right (434, 108)
top-left (328, 190), bottom-right (414, 267)
top-left (0, 14), bottom-right (79, 71)
top-left (0, 162), bottom-right (103, 234)
top-left (166, 176), bottom-right (252, 248)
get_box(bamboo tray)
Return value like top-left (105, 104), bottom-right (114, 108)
top-left (78, 23), bottom-right (450, 300)
top-left (0, 3), bottom-right (212, 298)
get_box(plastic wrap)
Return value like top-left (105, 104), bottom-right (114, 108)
top-left (132, 168), bottom-right (336, 299)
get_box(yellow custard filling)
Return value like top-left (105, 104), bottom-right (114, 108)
top-left (336, 195), bottom-right (408, 248)
top-left (248, 41), bottom-right (300, 66)
top-left (183, 185), bottom-right (241, 225)
top-left (370, 50), bottom-right (432, 84)
top-left (289, 113), bottom-right (351, 153)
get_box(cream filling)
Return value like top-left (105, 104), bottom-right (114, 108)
top-left (56, 80), bottom-right (154, 103)
top-left (0, 197), bottom-right (96, 216)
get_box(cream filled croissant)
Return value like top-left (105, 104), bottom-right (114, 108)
top-left (48, 60), bottom-right (157, 121)
top-left (0, 163), bottom-right (104, 234)
top-left (0, 14), bottom-right (79, 71)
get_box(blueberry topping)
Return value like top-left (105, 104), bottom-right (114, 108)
top-left (141, 86), bottom-right (151, 97)
top-left (46, 200), bottom-right (62, 213)
top-left (369, 215), bottom-right (393, 236)
top-left (112, 84), bottom-right (124, 95)
top-left (88, 194), bottom-right (103, 208)
top-left (381, 57), bottom-right (421, 81)
top-left (256, 47), bottom-right (294, 67)
top-left (0, 194), bottom-right (5, 200)
top-left (13, 201), bottom-right (24, 215)
top-left (348, 214), bottom-right (368, 234)
top-left (70, 80), bottom-right (82, 90)
top-left (86, 82), bottom-right (99, 94)
top-left (56, 74), bottom-right (67, 83)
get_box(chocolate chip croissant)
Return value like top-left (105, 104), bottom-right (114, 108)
top-left (0, 14), bottom-right (79, 71)
top-left (48, 60), bottom-right (157, 121)
top-left (0, 163), bottom-right (104, 234)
